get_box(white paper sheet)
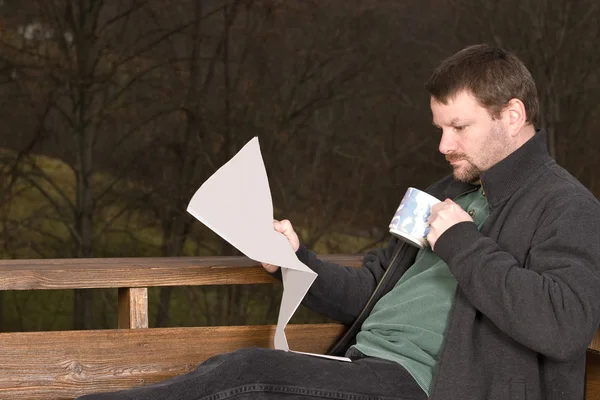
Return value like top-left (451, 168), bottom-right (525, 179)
top-left (186, 136), bottom-right (351, 362)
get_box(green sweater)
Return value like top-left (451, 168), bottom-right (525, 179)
top-left (352, 187), bottom-right (489, 395)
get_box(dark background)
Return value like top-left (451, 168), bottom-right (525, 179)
top-left (0, 0), bottom-right (598, 332)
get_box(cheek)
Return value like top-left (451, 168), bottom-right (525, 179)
top-left (459, 138), bottom-right (476, 156)
top-left (462, 137), bottom-right (487, 164)
top-left (469, 134), bottom-right (499, 166)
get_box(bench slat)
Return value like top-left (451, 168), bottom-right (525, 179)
top-left (0, 255), bottom-right (363, 290)
top-left (0, 323), bottom-right (346, 399)
top-left (591, 329), bottom-right (600, 353)
top-left (587, 351), bottom-right (600, 400)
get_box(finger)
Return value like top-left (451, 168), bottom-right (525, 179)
top-left (426, 232), bottom-right (435, 251)
top-left (429, 205), bottom-right (440, 220)
top-left (280, 219), bottom-right (292, 232)
top-left (262, 264), bottom-right (274, 273)
top-left (431, 202), bottom-right (445, 213)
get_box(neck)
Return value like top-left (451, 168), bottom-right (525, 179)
top-left (515, 124), bottom-right (536, 148)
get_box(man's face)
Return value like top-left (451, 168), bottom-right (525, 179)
top-left (430, 91), bottom-right (514, 183)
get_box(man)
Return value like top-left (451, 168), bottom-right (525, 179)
top-left (81, 45), bottom-right (600, 400)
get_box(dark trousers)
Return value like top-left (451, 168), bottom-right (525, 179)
top-left (78, 347), bottom-right (427, 400)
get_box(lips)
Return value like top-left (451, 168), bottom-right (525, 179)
top-left (446, 156), bottom-right (465, 163)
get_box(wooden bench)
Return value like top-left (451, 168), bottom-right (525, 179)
top-left (0, 256), bottom-right (598, 399)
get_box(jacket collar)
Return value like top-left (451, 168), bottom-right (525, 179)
top-left (443, 129), bottom-right (553, 207)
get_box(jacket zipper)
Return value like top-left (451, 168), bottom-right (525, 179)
top-left (331, 186), bottom-right (480, 356)
top-left (328, 240), bottom-right (406, 355)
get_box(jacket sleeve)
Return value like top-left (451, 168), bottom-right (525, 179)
top-left (434, 195), bottom-right (600, 362)
top-left (272, 236), bottom-right (399, 324)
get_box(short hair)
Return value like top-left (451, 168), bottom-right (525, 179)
top-left (425, 44), bottom-right (539, 125)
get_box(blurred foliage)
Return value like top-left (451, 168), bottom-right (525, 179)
top-left (0, 0), bottom-right (597, 332)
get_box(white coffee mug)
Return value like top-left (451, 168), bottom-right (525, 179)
top-left (389, 187), bottom-right (441, 248)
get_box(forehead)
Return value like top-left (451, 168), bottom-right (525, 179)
top-left (430, 91), bottom-right (488, 125)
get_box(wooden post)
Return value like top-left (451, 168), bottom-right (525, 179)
top-left (118, 288), bottom-right (148, 329)
top-left (591, 329), bottom-right (600, 353)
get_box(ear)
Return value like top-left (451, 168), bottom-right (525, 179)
top-left (503, 98), bottom-right (527, 137)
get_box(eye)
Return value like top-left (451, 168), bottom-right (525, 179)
top-left (453, 125), bottom-right (466, 132)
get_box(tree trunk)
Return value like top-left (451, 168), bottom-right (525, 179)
top-left (154, 0), bottom-right (205, 328)
top-left (72, 0), bottom-right (99, 330)
top-left (73, 108), bottom-right (95, 330)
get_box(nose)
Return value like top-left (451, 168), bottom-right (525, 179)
top-left (438, 129), bottom-right (456, 155)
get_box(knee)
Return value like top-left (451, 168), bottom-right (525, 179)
top-left (227, 347), bottom-right (294, 373)
top-left (200, 347), bottom-right (283, 373)
top-left (228, 346), bottom-right (272, 365)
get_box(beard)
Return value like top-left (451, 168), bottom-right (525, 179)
top-left (446, 122), bottom-right (511, 184)
top-left (446, 153), bottom-right (481, 183)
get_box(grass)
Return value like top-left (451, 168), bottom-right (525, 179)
top-left (0, 150), bottom-right (384, 332)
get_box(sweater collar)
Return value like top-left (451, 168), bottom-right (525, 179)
top-left (443, 129), bottom-right (553, 207)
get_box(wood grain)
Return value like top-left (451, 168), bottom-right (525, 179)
top-left (587, 350), bottom-right (600, 400)
top-left (0, 255), bottom-right (363, 290)
top-left (0, 323), bottom-right (346, 399)
top-left (118, 288), bottom-right (148, 329)
top-left (2, 254), bottom-right (598, 399)
top-left (590, 329), bottom-right (600, 353)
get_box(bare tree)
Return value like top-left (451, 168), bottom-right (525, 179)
top-left (0, 0), bottom-right (192, 329)
top-left (130, 0), bottom-right (431, 326)
top-left (443, 0), bottom-right (600, 188)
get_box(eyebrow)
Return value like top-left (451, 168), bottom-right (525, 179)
top-left (432, 118), bottom-right (467, 128)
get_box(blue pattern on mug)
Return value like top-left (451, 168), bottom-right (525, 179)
top-left (389, 187), bottom-right (440, 248)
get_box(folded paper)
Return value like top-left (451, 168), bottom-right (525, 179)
top-left (187, 136), bottom-right (351, 362)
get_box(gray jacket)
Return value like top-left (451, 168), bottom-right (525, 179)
top-left (294, 130), bottom-right (600, 399)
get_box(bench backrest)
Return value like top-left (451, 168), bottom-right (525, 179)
top-left (0, 256), bottom-right (598, 399)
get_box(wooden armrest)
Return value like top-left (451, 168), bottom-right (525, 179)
top-left (0, 255), bottom-right (363, 290)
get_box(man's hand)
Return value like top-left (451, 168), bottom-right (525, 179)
top-left (261, 219), bottom-right (300, 273)
top-left (427, 199), bottom-right (473, 250)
